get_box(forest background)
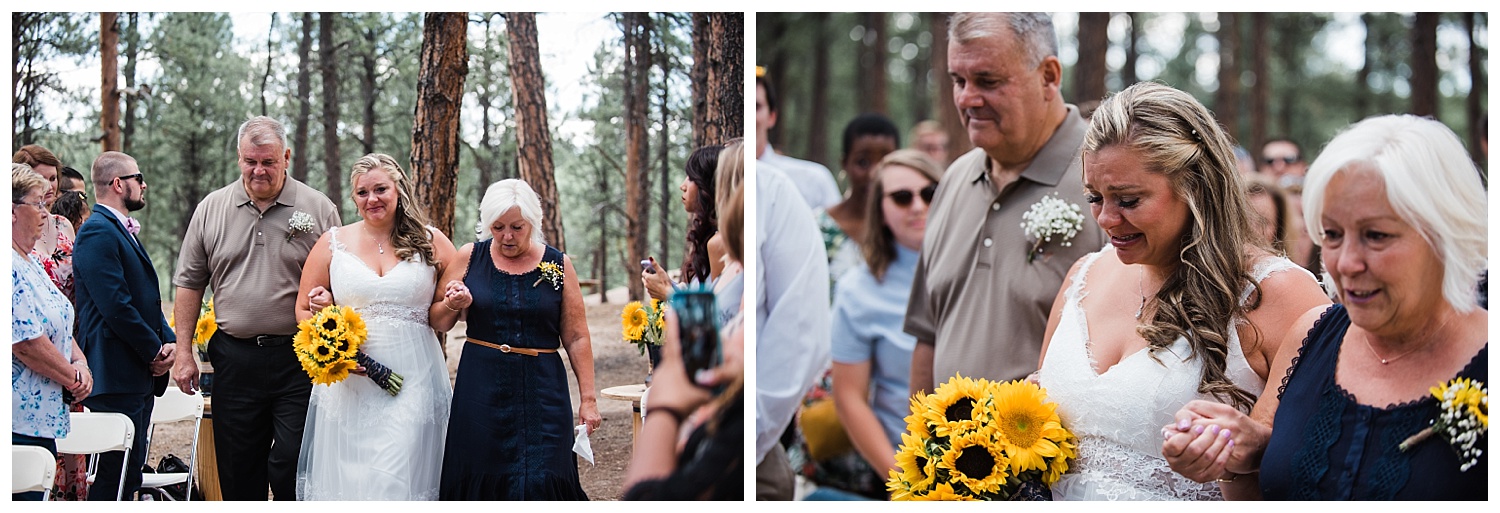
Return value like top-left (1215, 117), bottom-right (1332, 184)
top-left (757, 12), bottom-right (1487, 183)
top-left (12, 12), bottom-right (744, 302)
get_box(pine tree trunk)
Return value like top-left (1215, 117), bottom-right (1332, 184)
top-left (293, 12), bottom-right (314, 183)
top-left (506, 12), bottom-right (566, 251)
top-left (361, 20), bottom-right (378, 155)
top-left (1410, 13), bottom-right (1440, 118)
top-left (319, 12), bottom-right (343, 206)
top-left (1214, 12), bottom-right (1240, 141)
top-left (931, 12), bottom-right (971, 160)
top-left (1466, 12), bottom-right (1485, 171)
top-left (260, 14), bottom-right (275, 115)
top-left (691, 14), bottom-right (710, 148)
top-left (807, 13), bottom-right (830, 167)
top-left (656, 16), bottom-right (673, 275)
top-left (101, 12), bottom-right (121, 152)
top-left (692, 13), bottom-right (743, 147)
top-left (1123, 13), bottom-right (1140, 87)
top-left (122, 12), bottom-right (138, 154)
top-left (1250, 13), bottom-right (1269, 158)
top-left (1073, 12), bottom-right (1109, 106)
top-left (624, 12), bottom-right (650, 301)
top-left (411, 12), bottom-right (468, 240)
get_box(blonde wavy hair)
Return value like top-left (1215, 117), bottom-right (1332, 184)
top-left (349, 153), bottom-right (436, 266)
top-left (1085, 81), bottom-right (1266, 412)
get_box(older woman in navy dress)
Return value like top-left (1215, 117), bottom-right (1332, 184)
top-left (1163, 115), bottom-right (1487, 499)
top-left (433, 179), bottom-right (601, 500)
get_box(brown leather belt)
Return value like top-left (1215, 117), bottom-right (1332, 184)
top-left (466, 337), bottom-right (558, 356)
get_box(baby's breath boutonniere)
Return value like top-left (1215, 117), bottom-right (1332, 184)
top-left (534, 261), bottom-right (563, 290)
top-left (287, 211), bottom-right (316, 242)
top-left (1399, 377), bottom-right (1487, 471)
top-left (1020, 193), bottom-right (1085, 263)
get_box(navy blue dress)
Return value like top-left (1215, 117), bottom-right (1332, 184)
top-left (439, 242), bottom-right (588, 500)
top-left (1261, 305), bottom-right (1487, 500)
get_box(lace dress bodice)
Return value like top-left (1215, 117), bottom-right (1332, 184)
top-left (1039, 249), bottom-right (1309, 500)
top-left (327, 226), bottom-right (435, 329)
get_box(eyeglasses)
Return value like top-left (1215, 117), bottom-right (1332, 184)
top-left (12, 199), bottom-right (47, 211)
top-left (115, 173), bottom-right (144, 185)
top-left (887, 184), bottom-right (937, 207)
top-left (1262, 156), bottom-right (1299, 166)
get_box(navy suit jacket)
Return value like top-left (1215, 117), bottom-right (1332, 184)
top-left (74, 204), bottom-right (172, 397)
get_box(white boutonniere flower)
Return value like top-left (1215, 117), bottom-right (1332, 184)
top-left (1020, 193), bottom-right (1085, 263)
top-left (287, 211), bottom-right (315, 242)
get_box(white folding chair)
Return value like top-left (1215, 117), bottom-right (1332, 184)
top-left (55, 411), bottom-right (134, 501)
top-left (140, 387), bottom-right (203, 501)
top-left (12, 445), bottom-right (59, 500)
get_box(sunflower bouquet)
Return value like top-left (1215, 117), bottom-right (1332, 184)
top-left (293, 305), bottom-right (403, 396)
top-left (620, 299), bottom-right (667, 355)
top-left (887, 375), bottom-right (1076, 501)
top-left (169, 298), bottom-right (217, 353)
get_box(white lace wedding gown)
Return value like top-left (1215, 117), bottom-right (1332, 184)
top-left (1038, 248), bottom-right (1308, 501)
top-left (296, 227), bottom-right (453, 500)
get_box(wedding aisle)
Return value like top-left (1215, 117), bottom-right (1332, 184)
top-left (149, 288), bottom-right (648, 500)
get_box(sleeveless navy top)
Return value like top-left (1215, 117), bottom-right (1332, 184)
top-left (1261, 305), bottom-right (1487, 500)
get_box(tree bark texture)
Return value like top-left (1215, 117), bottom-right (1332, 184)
top-left (1214, 12), bottom-right (1240, 141)
top-left (656, 17), bottom-right (673, 274)
top-left (1465, 12), bottom-right (1485, 170)
top-left (122, 12), bottom-right (138, 154)
top-left (506, 12), bottom-right (566, 251)
top-left (691, 12), bottom-right (743, 148)
top-left (319, 12), bottom-right (343, 209)
top-left (1250, 13), bottom-right (1269, 157)
top-left (1123, 13), bottom-right (1140, 88)
top-left (624, 12), bottom-right (651, 301)
top-left (361, 18), bottom-right (378, 155)
top-left (931, 12), bottom-right (971, 160)
top-left (1073, 12), bottom-right (1109, 107)
top-left (411, 12), bottom-right (468, 240)
top-left (101, 12), bottom-right (121, 152)
top-left (1409, 13), bottom-right (1439, 118)
top-left (293, 12), bottom-right (313, 183)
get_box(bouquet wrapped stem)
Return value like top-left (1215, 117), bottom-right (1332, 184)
top-left (354, 351), bottom-right (403, 396)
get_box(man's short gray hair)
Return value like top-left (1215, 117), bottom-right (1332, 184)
top-left (236, 116), bottom-right (289, 151)
top-left (948, 13), bottom-right (1058, 68)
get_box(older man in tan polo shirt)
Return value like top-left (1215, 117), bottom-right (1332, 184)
top-left (169, 116), bottom-right (341, 500)
top-left (904, 13), bottom-right (1105, 394)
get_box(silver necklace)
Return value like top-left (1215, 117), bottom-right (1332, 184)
top-left (367, 226), bottom-right (390, 255)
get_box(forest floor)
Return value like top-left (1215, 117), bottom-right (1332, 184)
top-left (150, 287), bottom-right (646, 501)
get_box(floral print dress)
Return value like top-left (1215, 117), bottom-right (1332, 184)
top-left (29, 215), bottom-right (85, 501)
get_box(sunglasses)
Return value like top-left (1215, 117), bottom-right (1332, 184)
top-left (887, 184), bottom-right (937, 207)
top-left (115, 173), bottom-right (144, 184)
top-left (1262, 156), bottom-right (1299, 166)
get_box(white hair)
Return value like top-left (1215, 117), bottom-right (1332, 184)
top-left (475, 178), bottom-right (546, 247)
top-left (1302, 114), bottom-right (1487, 313)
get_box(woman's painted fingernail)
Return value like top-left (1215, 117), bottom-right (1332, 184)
top-left (1227, 440), bottom-right (1235, 448)
top-left (1209, 425), bottom-right (1221, 434)
top-left (1222, 429), bottom-right (1232, 439)
top-left (1193, 425), bottom-right (1205, 434)
top-left (1178, 419), bottom-right (1191, 430)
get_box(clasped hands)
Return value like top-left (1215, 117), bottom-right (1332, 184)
top-left (439, 280), bottom-right (472, 312)
top-left (1160, 400), bottom-right (1268, 483)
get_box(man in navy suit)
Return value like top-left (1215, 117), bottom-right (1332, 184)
top-left (73, 151), bottom-right (175, 501)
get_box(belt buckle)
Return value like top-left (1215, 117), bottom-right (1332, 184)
top-left (499, 344), bottom-right (514, 353)
top-left (255, 335), bottom-right (279, 347)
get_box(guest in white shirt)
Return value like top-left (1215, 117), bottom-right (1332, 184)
top-left (756, 74), bottom-right (841, 210)
top-left (755, 164), bottom-right (831, 500)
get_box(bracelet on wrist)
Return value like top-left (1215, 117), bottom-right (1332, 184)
top-left (443, 301), bottom-right (461, 312)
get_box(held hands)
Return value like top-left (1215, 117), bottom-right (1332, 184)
top-left (441, 280), bottom-right (472, 312)
top-left (308, 286), bottom-right (334, 312)
top-left (1161, 400), bottom-right (1268, 482)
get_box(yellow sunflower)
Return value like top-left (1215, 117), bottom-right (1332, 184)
top-left (341, 307), bottom-right (367, 346)
top-left (621, 301), bottom-right (648, 342)
top-left (1435, 378), bottom-right (1488, 428)
top-left (938, 430), bottom-right (1010, 496)
top-left (912, 482), bottom-right (979, 501)
top-left (922, 374), bottom-right (993, 438)
top-left (1043, 437), bottom-right (1078, 484)
top-left (903, 395), bottom-right (933, 440)
top-left (989, 379), bottom-right (1070, 475)
top-left (193, 309), bottom-right (217, 349)
top-left (650, 299), bottom-right (666, 332)
top-left (890, 432), bottom-right (937, 493)
top-left (312, 359), bottom-right (358, 385)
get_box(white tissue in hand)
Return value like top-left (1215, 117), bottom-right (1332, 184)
top-left (573, 424), bottom-right (595, 465)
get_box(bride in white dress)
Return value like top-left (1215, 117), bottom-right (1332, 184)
top-left (1034, 83), bottom-right (1328, 500)
top-left (292, 154), bottom-right (461, 500)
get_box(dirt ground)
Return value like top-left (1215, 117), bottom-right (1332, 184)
top-left (148, 288), bottom-right (646, 501)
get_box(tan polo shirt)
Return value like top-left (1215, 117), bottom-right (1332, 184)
top-left (904, 105), bottom-right (1106, 383)
top-left (173, 177), bottom-right (341, 338)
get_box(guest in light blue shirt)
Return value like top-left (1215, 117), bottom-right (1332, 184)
top-left (829, 150), bottom-right (943, 482)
